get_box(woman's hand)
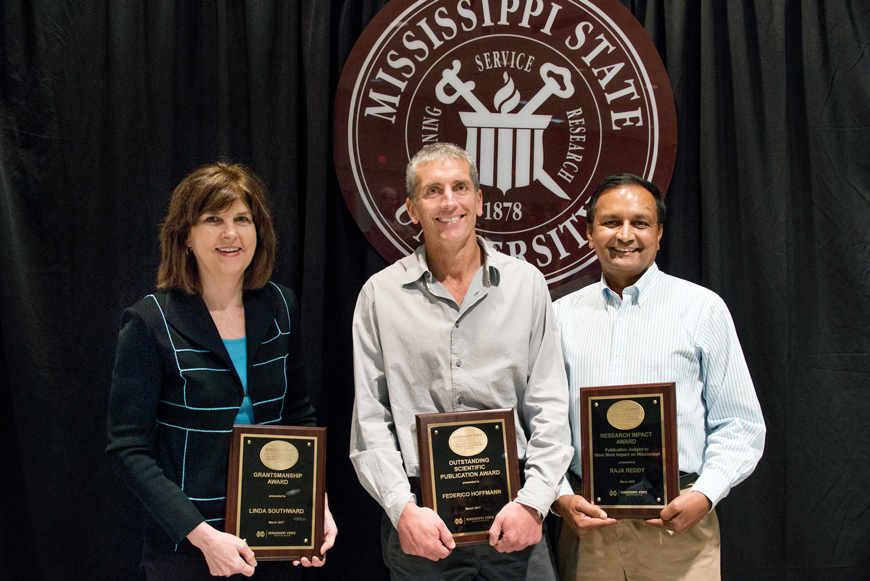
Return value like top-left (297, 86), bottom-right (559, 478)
top-left (294, 493), bottom-right (337, 567)
top-left (187, 521), bottom-right (257, 577)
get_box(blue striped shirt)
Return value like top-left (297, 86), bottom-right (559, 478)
top-left (554, 263), bottom-right (765, 507)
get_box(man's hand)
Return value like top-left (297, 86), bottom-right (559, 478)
top-left (396, 502), bottom-right (455, 561)
top-left (488, 501), bottom-right (542, 553)
top-left (553, 494), bottom-right (617, 539)
top-left (187, 521), bottom-right (257, 577)
top-left (645, 490), bottom-right (711, 534)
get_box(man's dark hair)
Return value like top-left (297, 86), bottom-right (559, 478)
top-left (586, 173), bottom-right (667, 227)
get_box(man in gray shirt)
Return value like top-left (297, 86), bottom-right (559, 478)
top-left (350, 143), bottom-right (572, 580)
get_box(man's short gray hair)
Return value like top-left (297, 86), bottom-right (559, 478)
top-left (405, 143), bottom-right (480, 201)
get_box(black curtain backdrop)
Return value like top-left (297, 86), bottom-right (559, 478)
top-left (1, 1), bottom-right (868, 579)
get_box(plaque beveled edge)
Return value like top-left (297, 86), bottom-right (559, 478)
top-left (579, 383), bottom-right (678, 519)
top-left (415, 408), bottom-right (521, 546)
top-left (225, 424), bottom-right (327, 560)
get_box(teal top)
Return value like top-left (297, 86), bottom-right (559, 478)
top-left (223, 337), bottom-right (254, 424)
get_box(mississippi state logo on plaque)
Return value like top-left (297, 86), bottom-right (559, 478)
top-left (334, 0), bottom-right (677, 295)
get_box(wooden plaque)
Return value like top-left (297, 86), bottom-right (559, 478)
top-left (225, 425), bottom-right (326, 560)
top-left (416, 409), bottom-right (521, 546)
top-left (580, 383), bottom-right (678, 519)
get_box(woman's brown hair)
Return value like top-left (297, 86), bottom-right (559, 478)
top-left (157, 161), bottom-right (276, 294)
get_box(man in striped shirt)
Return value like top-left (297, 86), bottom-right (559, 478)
top-left (553, 174), bottom-right (766, 581)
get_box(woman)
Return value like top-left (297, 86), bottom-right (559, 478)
top-left (106, 162), bottom-right (336, 578)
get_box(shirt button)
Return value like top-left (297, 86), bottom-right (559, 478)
top-left (458, 397), bottom-right (464, 405)
top-left (456, 360), bottom-right (462, 367)
top-left (615, 352), bottom-right (621, 357)
top-left (455, 322), bottom-right (459, 328)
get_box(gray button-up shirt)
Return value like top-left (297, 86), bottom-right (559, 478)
top-left (350, 237), bottom-right (572, 528)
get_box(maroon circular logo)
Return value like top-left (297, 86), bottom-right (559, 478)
top-left (335, 0), bottom-right (676, 295)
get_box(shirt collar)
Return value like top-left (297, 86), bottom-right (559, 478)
top-left (399, 235), bottom-right (500, 287)
top-left (598, 262), bottom-right (661, 304)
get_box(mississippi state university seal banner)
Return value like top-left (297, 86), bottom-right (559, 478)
top-left (335, 0), bottom-right (677, 295)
